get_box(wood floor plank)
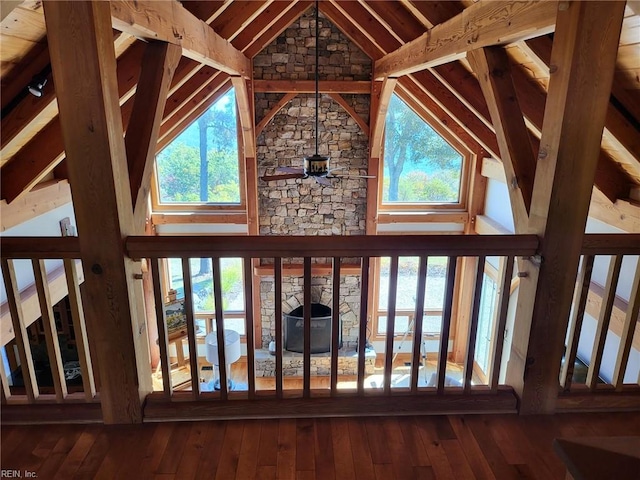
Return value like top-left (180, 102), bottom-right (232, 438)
top-left (54, 426), bottom-right (100, 479)
top-left (2, 412), bottom-right (639, 479)
top-left (136, 423), bottom-right (174, 479)
top-left (257, 419), bottom-right (279, 467)
top-left (330, 417), bottom-right (356, 479)
top-left (441, 439), bottom-right (476, 480)
top-left (214, 420), bottom-right (244, 480)
top-left (175, 421), bottom-right (209, 480)
top-left (73, 429), bottom-right (112, 480)
top-left (155, 422), bottom-right (192, 475)
top-left (277, 418), bottom-right (297, 480)
top-left (296, 418), bottom-right (315, 473)
top-left (414, 417), bottom-right (456, 480)
top-left (347, 418), bottom-right (376, 480)
top-left (364, 417), bottom-right (392, 465)
top-left (398, 416), bottom-right (431, 467)
top-left (313, 419), bottom-right (336, 480)
top-left (464, 416), bottom-right (521, 480)
top-left (37, 425), bottom-right (83, 479)
top-left (381, 418), bottom-right (416, 480)
top-left (374, 463), bottom-right (396, 480)
top-left (235, 420), bottom-right (262, 480)
top-left (194, 421), bottom-right (227, 479)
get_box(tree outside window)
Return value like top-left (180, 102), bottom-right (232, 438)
top-left (156, 88), bottom-right (241, 204)
top-left (383, 94), bottom-right (463, 204)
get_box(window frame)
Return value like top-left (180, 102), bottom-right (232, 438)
top-left (377, 91), bottom-right (471, 213)
top-left (151, 86), bottom-right (247, 213)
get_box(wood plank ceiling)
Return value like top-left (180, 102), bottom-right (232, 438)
top-left (1, 0), bottom-right (638, 217)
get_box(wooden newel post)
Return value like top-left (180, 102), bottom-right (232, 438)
top-left (44, 0), bottom-right (152, 423)
top-left (505, 1), bottom-right (626, 414)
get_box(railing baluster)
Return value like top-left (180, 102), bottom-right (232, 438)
top-left (243, 257), bottom-right (256, 399)
top-left (490, 255), bottom-right (515, 392)
top-left (32, 259), bottom-right (67, 402)
top-left (561, 255), bottom-right (595, 391)
top-left (357, 256), bottom-right (370, 395)
top-left (587, 255), bottom-right (623, 390)
top-left (384, 256), bottom-right (399, 394)
top-left (331, 257), bottom-right (341, 395)
top-left (437, 256), bottom-right (458, 392)
top-left (303, 257), bottom-right (312, 398)
top-left (274, 257), bottom-right (283, 399)
top-left (63, 259), bottom-right (96, 400)
top-left (464, 256), bottom-right (485, 393)
top-left (1, 258), bottom-right (39, 402)
top-left (411, 256), bottom-right (428, 393)
top-left (212, 257), bottom-right (228, 400)
top-left (613, 257), bottom-right (640, 390)
top-left (151, 258), bottom-right (172, 398)
top-left (181, 258), bottom-right (201, 399)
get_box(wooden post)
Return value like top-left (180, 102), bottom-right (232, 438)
top-left (505, 1), bottom-right (626, 414)
top-left (43, 0), bottom-right (152, 423)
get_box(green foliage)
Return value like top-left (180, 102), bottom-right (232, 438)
top-left (155, 89), bottom-right (240, 204)
top-left (383, 94), bottom-right (462, 203)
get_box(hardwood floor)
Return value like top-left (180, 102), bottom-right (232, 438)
top-left (2, 412), bottom-right (639, 479)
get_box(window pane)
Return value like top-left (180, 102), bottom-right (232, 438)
top-left (382, 94), bottom-right (462, 204)
top-left (156, 88), bottom-right (240, 204)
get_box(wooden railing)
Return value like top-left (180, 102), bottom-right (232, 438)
top-left (2, 233), bottom-right (637, 422)
top-left (557, 234), bottom-right (640, 411)
top-left (0, 237), bottom-right (99, 420)
top-left (127, 234), bottom-right (538, 419)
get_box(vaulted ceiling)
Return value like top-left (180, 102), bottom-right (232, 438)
top-left (1, 1), bottom-right (639, 221)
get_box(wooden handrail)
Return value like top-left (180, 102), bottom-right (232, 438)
top-left (126, 234), bottom-right (539, 258)
top-left (1, 237), bottom-right (81, 258)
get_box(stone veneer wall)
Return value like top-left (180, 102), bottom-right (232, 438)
top-left (253, 10), bottom-right (372, 350)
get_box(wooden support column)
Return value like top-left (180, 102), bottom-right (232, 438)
top-left (505, 1), bottom-right (625, 414)
top-left (44, 0), bottom-right (152, 423)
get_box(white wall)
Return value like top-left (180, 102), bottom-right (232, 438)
top-left (482, 177), bottom-right (639, 386)
top-left (0, 202), bottom-right (76, 304)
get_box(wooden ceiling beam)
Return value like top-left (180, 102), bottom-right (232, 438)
top-left (244, 1), bottom-right (313, 58)
top-left (468, 46), bottom-right (536, 226)
top-left (0, 180), bottom-right (71, 232)
top-left (400, 0), bottom-right (466, 29)
top-left (210, 1), bottom-right (273, 42)
top-left (369, 78), bottom-right (397, 159)
top-left (328, 0), bottom-right (498, 158)
top-left (374, 0), bottom-right (557, 80)
top-left (182, 1), bottom-right (234, 24)
top-left (396, 79), bottom-right (484, 156)
top-left (110, 0), bottom-right (251, 77)
top-left (328, 93), bottom-right (369, 136)
top-left (231, 76), bottom-right (256, 159)
top-left (320, 2), bottom-right (384, 60)
top-left (126, 42), bottom-right (182, 232)
top-left (253, 80), bottom-right (371, 94)
top-left (232, 1), bottom-right (303, 52)
top-left (524, 36), bottom-right (640, 172)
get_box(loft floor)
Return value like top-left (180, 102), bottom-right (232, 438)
top-left (2, 412), bottom-right (639, 479)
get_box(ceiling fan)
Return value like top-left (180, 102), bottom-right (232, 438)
top-left (259, 1), bottom-right (374, 187)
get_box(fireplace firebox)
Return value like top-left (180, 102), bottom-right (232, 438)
top-left (284, 303), bottom-right (341, 353)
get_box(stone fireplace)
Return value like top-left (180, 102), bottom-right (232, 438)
top-left (252, 9), bottom-right (374, 376)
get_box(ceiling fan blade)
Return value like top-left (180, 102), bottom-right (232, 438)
top-left (328, 167), bottom-right (346, 173)
top-left (276, 166), bottom-right (305, 174)
top-left (260, 173), bottom-right (305, 182)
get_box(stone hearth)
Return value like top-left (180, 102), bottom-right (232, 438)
top-left (254, 348), bottom-right (376, 377)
